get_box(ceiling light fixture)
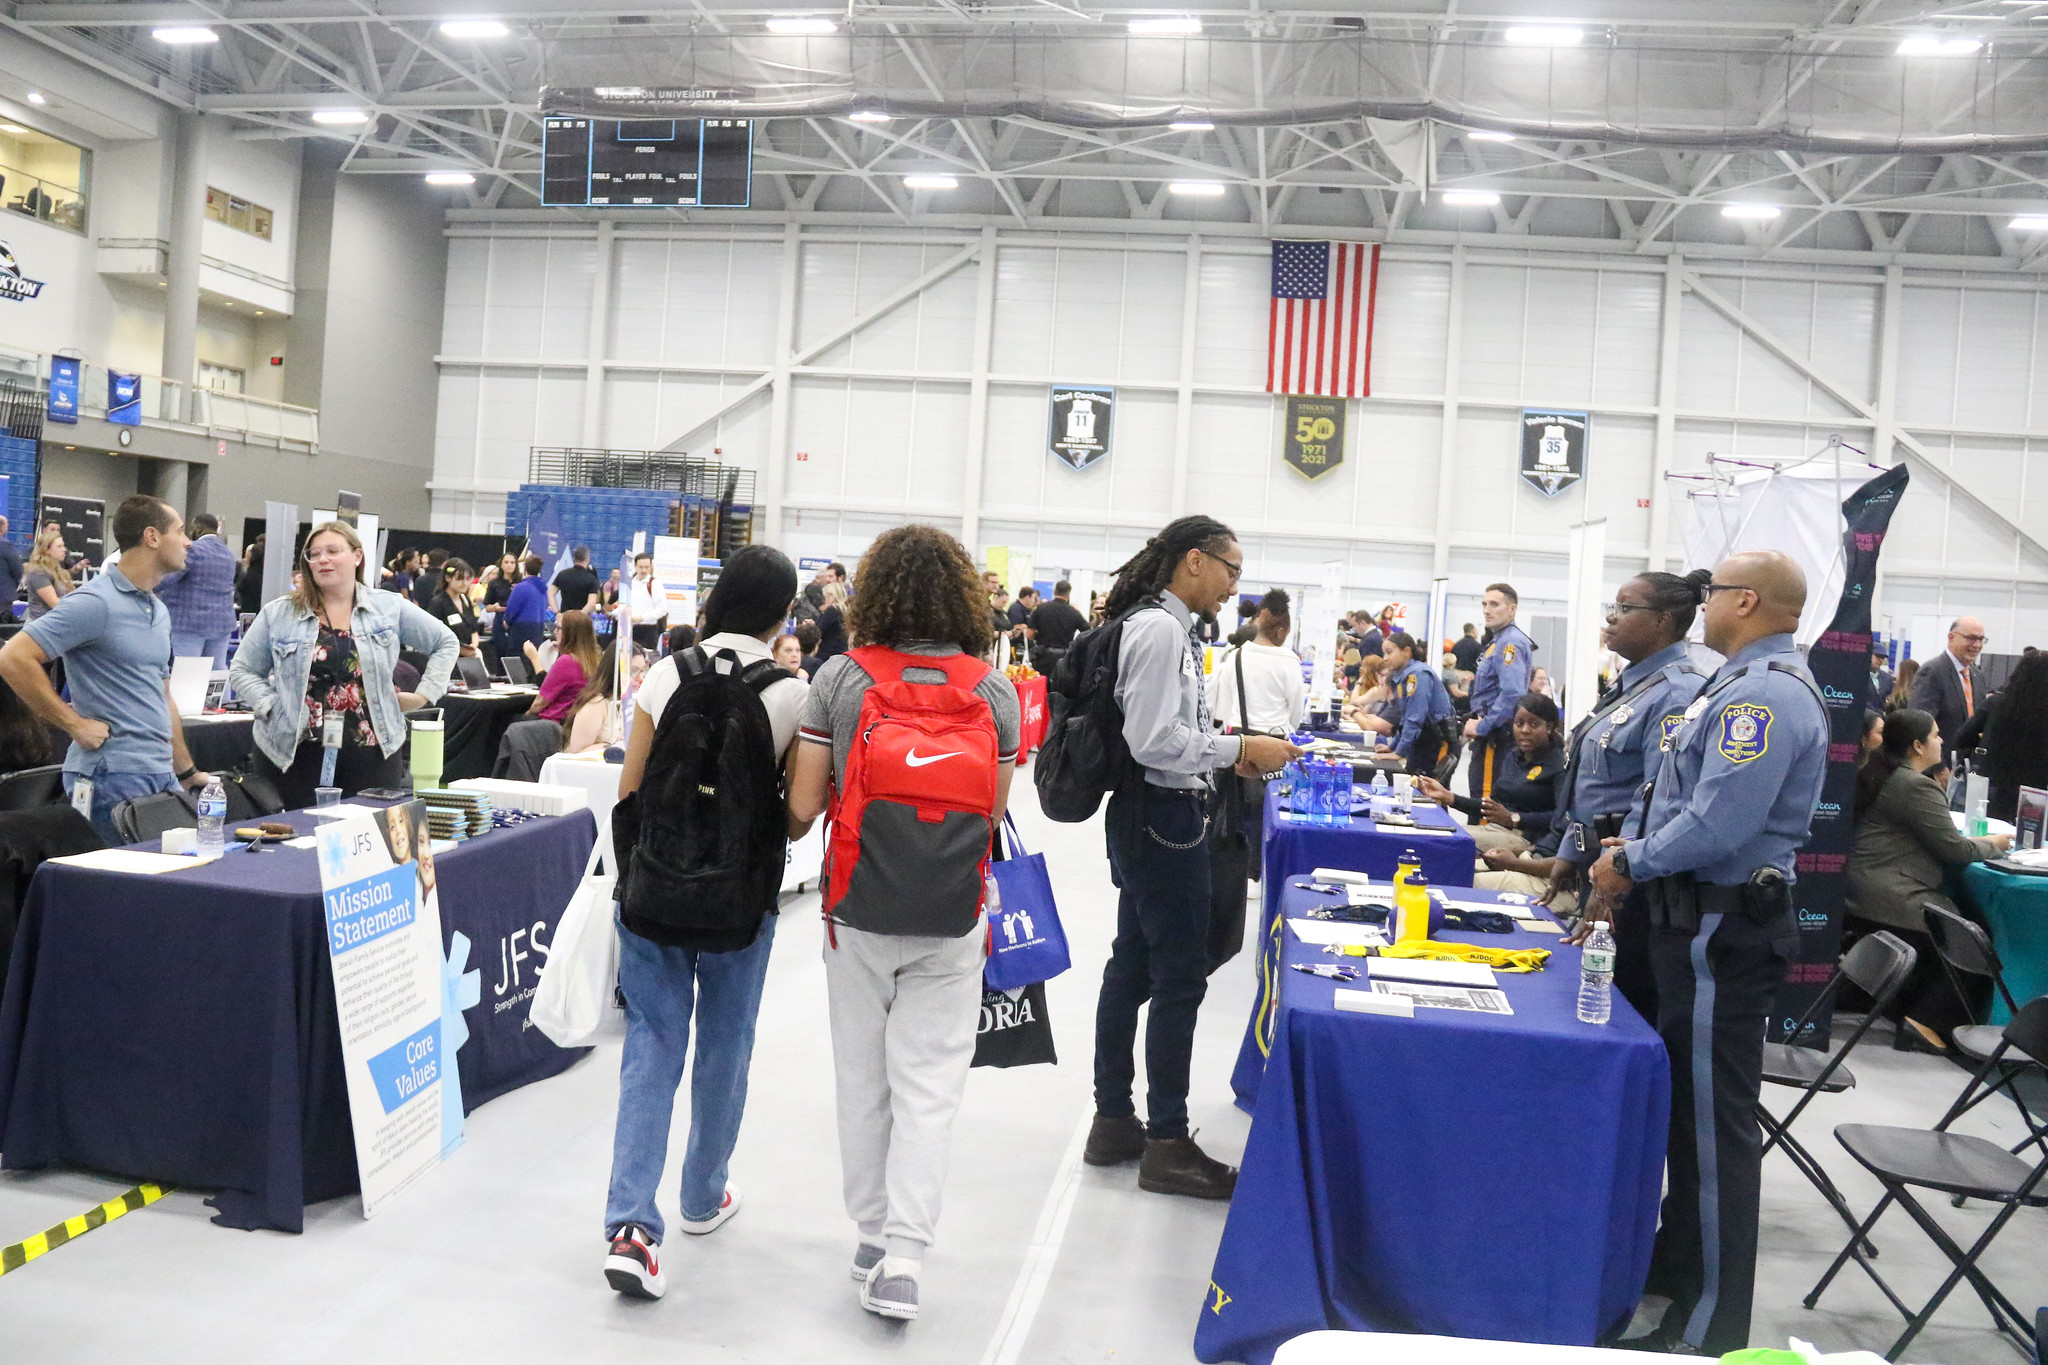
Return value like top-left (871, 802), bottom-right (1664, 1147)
top-left (0, 124), bottom-right (27, 134)
top-left (2010, 215), bottom-right (2048, 230)
top-left (1503, 25), bottom-right (1582, 45)
top-left (425, 171), bottom-right (476, 186)
top-left (766, 16), bottom-right (838, 34)
top-left (1169, 120), bottom-right (1214, 131)
top-left (903, 174), bottom-right (958, 190)
top-left (1169, 180), bottom-right (1228, 196)
top-left (1896, 34), bottom-right (1983, 55)
top-left (439, 18), bottom-right (510, 38)
top-left (848, 110), bottom-right (891, 123)
top-left (1128, 16), bottom-right (1202, 34)
top-left (25, 92), bottom-right (46, 106)
top-left (1469, 129), bottom-right (1516, 142)
top-left (152, 26), bottom-right (220, 44)
top-left (1721, 202), bottom-right (1782, 220)
top-left (311, 110), bottom-right (371, 125)
top-left (1442, 189), bottom-right (1502, 206)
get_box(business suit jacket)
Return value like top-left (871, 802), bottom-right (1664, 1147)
top-left (1846, 764), bottom-right (2002, 932)
top-left (1908, 651), bottom-right (1980, 761)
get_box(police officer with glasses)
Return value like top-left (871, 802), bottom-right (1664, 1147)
top-left (1559, 570), bottom-right (1712, 1021)
top-left (1463, 582), bottom-right (1535, 798)
top-left (1589, 550), bottom-right (1828, 1357)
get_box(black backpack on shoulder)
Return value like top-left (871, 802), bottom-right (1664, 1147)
top-left (612, 646), bottom-right (791, 952)
top-left (1033, 605), bottom-right (1155, 823)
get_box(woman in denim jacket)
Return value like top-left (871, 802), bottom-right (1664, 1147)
top-left (230, 520), bottom-right (458, 806)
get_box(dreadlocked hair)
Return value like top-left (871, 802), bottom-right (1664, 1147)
top-left (1103, 516), bottom-right (1237, 618)
top-left (846, 524), bottom-right (993, 656)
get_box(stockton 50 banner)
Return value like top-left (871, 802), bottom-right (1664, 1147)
top-left (1778, 463), bottom-right (1910, 1046)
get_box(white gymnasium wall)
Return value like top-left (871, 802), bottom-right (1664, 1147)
top-left (430, 224), bottom-right (2048, 650)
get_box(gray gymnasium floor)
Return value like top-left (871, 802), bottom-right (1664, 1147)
top-left (0, 785), bottom-right (2042, 1363)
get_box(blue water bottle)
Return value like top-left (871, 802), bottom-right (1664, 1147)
top-left (1315, 759), bottom-right (1339, 825)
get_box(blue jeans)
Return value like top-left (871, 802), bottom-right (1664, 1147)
top-left (63, 768), bottom-right (179, 845)
top-left (171, 631), bottom-right (232, 670)
top-left (605, 914), bottom-right (778, 1243)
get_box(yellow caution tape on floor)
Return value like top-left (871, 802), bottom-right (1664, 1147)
top-left (0, 1182), bottom-right (169, 1277)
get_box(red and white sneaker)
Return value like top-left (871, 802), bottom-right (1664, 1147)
top-left (678, 1184), bottom-right (742, 1236)
top-left (604, 1225), bottom-right (666, 1300)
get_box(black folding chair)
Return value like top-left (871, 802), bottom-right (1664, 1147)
top-left (1757, 930), bottom-right (1915, 1254)
top-left (1803, 997), bottom-right (2048, 1360)
top-left (1923, 903), bottom-right (2046, 1159)
top-left (0, 764), bottom-right (62, 811)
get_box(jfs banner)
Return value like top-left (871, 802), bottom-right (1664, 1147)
top-left (317, 801), bottom-right (463, 1215)
top-left (45, 356), bottom-right (78, 426)
top-left (1282, 395), bottom-right (1346, 481)
top-left (1779, 464), bottom-right (1910, 1045)
top-left (1048, 385), bottom-right (1114, 471)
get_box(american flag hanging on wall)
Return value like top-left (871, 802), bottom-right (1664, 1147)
top-left (1268, 240), bottom-right (1380, 398)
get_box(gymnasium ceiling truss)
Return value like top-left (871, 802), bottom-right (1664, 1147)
top-left (10, 1), bottom-right (2048, 261)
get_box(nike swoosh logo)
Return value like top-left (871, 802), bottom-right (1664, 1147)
top-left (905, 749), bottom-right (961, 768)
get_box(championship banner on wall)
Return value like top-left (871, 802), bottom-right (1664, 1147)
top-left (1049, 385), bottom-right (1114, 470)
top-left (107, 373), bottom-right (141, 426)
top-left (317, 802), bottom-right (464, 1215)
top-left (1519, 409), bottom-right (1586, 496)
top-left (45, 356), bottom-right (78, 426)
top-left (1778, 464), bottom-right (1910, 1046)
top-left (1282, 395), bottom-right (1345, 480)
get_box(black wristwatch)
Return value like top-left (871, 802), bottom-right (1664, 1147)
top-left (176, 765), bottom-right (197, 782)
top-left (1610, 847), bottom-right (1632, 881)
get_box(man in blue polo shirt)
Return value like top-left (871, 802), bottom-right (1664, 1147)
top-left (0, 495), bottom-right (213, 842)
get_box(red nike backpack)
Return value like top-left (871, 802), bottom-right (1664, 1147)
top-left (825, 647), bottom-right (1002, 941)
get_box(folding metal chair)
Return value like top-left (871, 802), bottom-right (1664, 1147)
top-left (1923, 903), bottom-right (2046, 1159)
top-left (1802, 997), bottom-right (2048, 1361)
top-left (1757, 929), bottom-right (1916, 1254)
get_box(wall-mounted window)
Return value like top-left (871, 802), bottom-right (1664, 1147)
top-left (205, 187), bottom-right (273, 240)
top-left (0, 122), bottom-right (88, 235)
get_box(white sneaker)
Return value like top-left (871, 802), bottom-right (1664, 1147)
top-left (604, 1225), bottom-right (666, 1300)
top-left (678, 1184), bottom-right (741, 1236)
top-left (860, 1259), bottom-right (919, 1320)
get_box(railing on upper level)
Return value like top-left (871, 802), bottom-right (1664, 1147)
top-left (0, 343), bottom-right (318, 452)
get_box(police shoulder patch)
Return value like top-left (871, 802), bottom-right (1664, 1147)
top-left (1660, 712), bottom-right (1685, 743)
top-left (1501, 644), bottom-right (1517, 664)
top-left (1403, 677), bottom-right (1417, 697)
top-left (1718, 703), bottom-right (1772, 763)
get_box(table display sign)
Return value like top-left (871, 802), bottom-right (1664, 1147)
top-left (1049, 385), bottom-right (1114, 471)
top-left (1282, 395), bottom-right (1346, 480)
top-left (652, 534), bottom-right (700, 629)
top-left (316, 801), bottom-right (463, 1216)
top-left (1782, 464), bottom-right (1909, 1045)
top-left (1519, 408), bottom-right (1587, 496)
top-left (2017, 786), bottom-right (2046, 850)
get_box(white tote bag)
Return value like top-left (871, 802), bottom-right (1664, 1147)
top-left (530, 835), bottom-right (626, 1047)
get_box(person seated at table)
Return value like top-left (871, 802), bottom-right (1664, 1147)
top-left (1845, 707), bottom-right (2010, 1051)
top-left (428, 558), bottom-right (483, 659)
top-left (529, 610), bottom-right (600, 724)
top-left (1415, 693), bottom-right (1564, 854)
top-left (0, 669), bottom-right (66, 773)
top-left (1474, 842), bottom-right (1566, 899)
top-left (229, 521), bottom-right (458, 808)
top-left (561, 640), bottom-right (623, 755)
top-left (1339, 655), bottom-right (1394, 736)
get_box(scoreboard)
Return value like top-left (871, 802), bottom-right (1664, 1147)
top-left (542, 116), bottom-right (752, 207)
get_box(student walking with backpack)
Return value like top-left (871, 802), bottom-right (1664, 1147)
top-left (600, 546), bottom-right (810, 1302)
top-left (1079, 517), bottom-right (1302, 1198)
top-left (785, 525), bottom-right (1021, 1323)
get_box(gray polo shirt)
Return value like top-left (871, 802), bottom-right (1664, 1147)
top-left (24, 562), bottom-right (174, 777)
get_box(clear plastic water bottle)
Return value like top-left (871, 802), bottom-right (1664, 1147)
top-left (1371, 767), bottom-right (1391, 807)
top-left (196, 776), bottom-right (227, 859)
top-left (984, 870), bottom-right (1002, 916)
top-left (1577, 922), bottom-right (1616, 1024)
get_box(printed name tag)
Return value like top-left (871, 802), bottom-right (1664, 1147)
top-left (70, 776), bottom-right (93, 818)
top-left (323, 714), bottom-right (345, 749)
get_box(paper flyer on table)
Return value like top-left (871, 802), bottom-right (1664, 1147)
top-left (316, 800), bottom-right (463, 1217)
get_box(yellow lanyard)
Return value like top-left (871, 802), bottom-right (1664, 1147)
top-left (1331, 940), bottom-right (1553, 973)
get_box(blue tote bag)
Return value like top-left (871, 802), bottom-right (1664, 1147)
top-left (983, 815), bottom-right (1071, 991)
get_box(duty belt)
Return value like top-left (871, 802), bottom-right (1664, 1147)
top-left (1642, 869), bottom-right (1793, 935)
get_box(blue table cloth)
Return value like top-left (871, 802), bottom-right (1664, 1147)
top-left (1232, 784), bottom-right (1478, 1104)
top-left (1198, 884), bottom-right (1670, 1365)
top-left (1961, 863), bottom-right (2048, 1025)
top-left (0, 805), bottom-right (596, 1233)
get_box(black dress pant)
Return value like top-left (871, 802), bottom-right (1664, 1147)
top-left (1095, 783), bottom-right (1213, 1139)
top-left (1645, 906), bottom-right (1793, 1355)
top-left (254, 742), bottom-right (408, 810)
top-left (1613, 883), bottom-right (1659, 1026)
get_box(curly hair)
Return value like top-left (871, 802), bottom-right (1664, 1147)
top-left (846, 524), bottom-right (992, 656)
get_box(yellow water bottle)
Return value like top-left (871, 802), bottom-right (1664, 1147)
top-left (1391, 848), bottom-right (1421, 895)
top-left (1395, 872), bottom-right (1431, 944)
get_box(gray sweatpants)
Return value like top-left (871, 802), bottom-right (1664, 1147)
top-left (823, 921), bottom-right (984, 1259)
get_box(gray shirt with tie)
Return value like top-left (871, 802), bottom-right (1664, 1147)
top-left (1115, 592), bottom-right (1236, 790)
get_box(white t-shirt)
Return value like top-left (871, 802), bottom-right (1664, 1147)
top-left (1207, 640), bottom-right (1306, 735)
top-left (634, 631), bottom-right (808, 757)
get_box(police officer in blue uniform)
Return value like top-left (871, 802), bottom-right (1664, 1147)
top-left (1464, 582), bottom-right (1534, 799)
top-left (1559, 571), bottom-right (1712, 1021)
top-left (1591, 551), bottom-right (1829, 1356)
top-left (1382, 630), bottom-right (1456, 776)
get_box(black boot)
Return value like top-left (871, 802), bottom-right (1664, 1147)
top-left (1138, 1136), bottom-right (1238, 1199)
top-left (1082, 1114), bottom-right (1146, 1167)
